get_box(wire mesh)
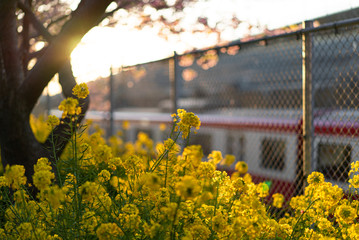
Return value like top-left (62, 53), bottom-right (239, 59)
top-left (176, 35), bottom-right (303, 208)
top-left (35, 17), bottom-right (359, 215)
top-left (310, 23), bottom-right (359, 189)
top-left (97, 19), bottom-right (359, 214)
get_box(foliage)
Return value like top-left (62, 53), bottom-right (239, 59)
top-left (0, 85), bottom-right (359, 239)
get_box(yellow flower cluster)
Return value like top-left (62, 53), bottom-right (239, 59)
top-left (2, 108), bottom-right (359, 240)
top-left (272, 193), bottom-right (285, 208)
top-left (72, 83), bottom-right (89, 99)
top-left (58, 83), bottom-right (89, 119)
top-left (33, 157), bottom-right (55, 191)
top-left (283, 171), bottom-right (359, 239)
top-left (3, 165), bottom-right (27, 190)
top-left (172, 109), bottom-right (201, 139)
top-left (349, 161), bottom-right (359, 189)
top-left (58, 97), bottom-right (81, 118)
top-left (47, 115), bottom-right (60, 128)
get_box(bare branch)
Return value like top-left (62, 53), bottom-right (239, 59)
top-left (47, 14), bottom-right (71, 29)
top-left (17, 0), bottom-right (53, 42)
top-left (97, 0), bottom-right (136, 26)
top-left (20, 0), bottom-right (31, 76)
top-left (20, 0), bottom-right (113, 114)
top-left (28, 47), bottom-right (47, 61)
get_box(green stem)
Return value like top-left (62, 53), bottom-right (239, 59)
top-left (170, 197), bottom-right (182, 240)
top-left (288, 198), bottom-right (319, 240)
top-left (151, 132), bottom-right (180, 172)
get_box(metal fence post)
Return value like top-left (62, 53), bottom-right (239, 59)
top-left (169, 51), bottom-right (178, 114)
top-left (302, 20), bottom-right (314, 186)
top-left (109, 66), bottom-right (114, 137)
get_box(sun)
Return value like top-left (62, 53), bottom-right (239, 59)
top-left (71, 26), bottom-right (174, 82)
top-left (45, 26), bottom-right (174, 96)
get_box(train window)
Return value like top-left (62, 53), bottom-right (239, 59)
top-left (226, 135), bottom-right (234, 155)
top-left (189, 133), bottom-right (212, 156)
top-left (317, 143), bottom-right (351, 182)
top-left (260, 138), bottom-right (286, 171)
top-left (227, 135), bottom-right (245, 162)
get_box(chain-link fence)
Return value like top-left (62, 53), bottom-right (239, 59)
top-left (40, 17), bottom-right (359, 209)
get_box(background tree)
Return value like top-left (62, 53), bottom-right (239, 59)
top-left (0, 0), bottom-right (243, 185)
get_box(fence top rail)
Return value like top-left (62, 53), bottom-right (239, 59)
top-left (117, 17), bottom-right (359, 69)
top-left (184, 17), bottom-right (359, 56)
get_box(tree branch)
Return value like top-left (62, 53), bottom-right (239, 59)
top-left (17, 0), bottom-right (53, 42)
top-left (28, 47), bottom-right (47, 61)
top-left (20, 0), bottom-right (113, 114)
top-left (47, 14), bottom-right (71, 29)
top-left (20, 0), bottom-right (31, 76)
top-left (98, 0), bottom-right (133, 25)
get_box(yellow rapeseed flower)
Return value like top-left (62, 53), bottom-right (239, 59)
top-left (72, 83), bottom-right (89, 99)
top-left (232, 177), bottom-right (248, 193)
top-left (141, 172), bottom-right (162, 190)
top-left (13, 189), bottom-right (29, 203)
top-left (349, 161), bottom-right (359, 175)
top-left (58, 97), bottom-right (81, 118)
top-left (110, 176), bottom-right (119, 188)
top-left (335, 204), bottom-right (357, 225)
top-left (33, 170), bottom-right (55, 191)
top-left (307, 171), bottom-right (325, 185)
top-left (196, 162), bottom-right (216, 179)
top-left (4, 165), bottom-right (27, 190)
top-left (47, 115), bottom-right (60, 128)
top-left (16, 222), bottom-right (32, 239)
top-left (96, 223), bottom-right (123, 240)
top-left (317, 217), bottom-right (334, 232)
top-left (0, 176), bottom-right (6, 187)
top-left (80, 181), bottom-right (101, 203)
top-left (81, 211), bottom-right (98, 233)
top-left (175, 175), bottom-right (201, 200)
top-left (185, 223), bottom-right (211, 240)
top-left (272, 193), bottom-right (285, 208)
top-left (143, 221), bottom-right (161, 238)
top-left (172, 109), bottom-right (201, 139)
top-left (122, 120), bottom-right (130, 130)
top-left (98, 169), bottom-right (111, 183)
top-left (257, 182), bottom-right (269, 198)
top-left (212, 214), bottom-right (228, 233)
top-left (159, 123), bottom-right (166, 131)
top-left (349, 175), bottom-right (359, 189)
top-left (182, 145), bottom-right (204, 168)
top-left (42, 185), bottom-right (65, 210)
top-left (208, 150), bottom-right (223, 165)
top-left (235, 161), bottom-right (248, 174)
top-left (348, 223), bottom-right (359, 240)
top-left (220, 154), bottom-right (235, 166)
top-left (34, 157), bottom-right (53, 173)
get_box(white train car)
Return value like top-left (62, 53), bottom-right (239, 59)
top-left (79, 109), bottom-right (359, 199)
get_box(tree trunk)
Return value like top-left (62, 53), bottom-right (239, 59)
top-left (0, 106), bottom-right (46, 182)
top-left (0, 60), bottom-right (89, 185)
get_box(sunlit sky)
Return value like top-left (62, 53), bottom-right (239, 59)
top-left (47, 0), bottom-right (359, 95)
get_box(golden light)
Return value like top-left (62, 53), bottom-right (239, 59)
top-left (44, 26), bottom-right (174, 95)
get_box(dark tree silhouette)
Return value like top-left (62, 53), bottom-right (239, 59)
top-left (0, 0), bottom-right (117, 184)
top-left (0, 0), bottom-right (243, 186)
top-left (0, 0), bottom-right (198, 183)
